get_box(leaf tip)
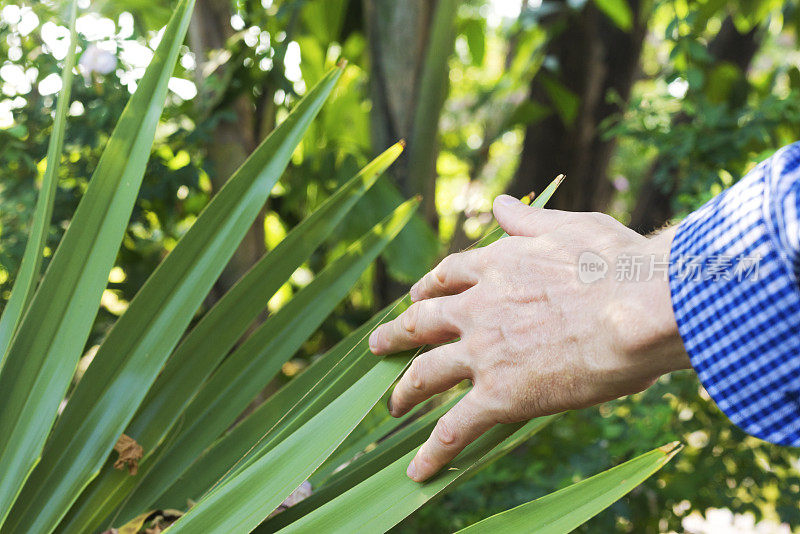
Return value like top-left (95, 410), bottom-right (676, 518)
top-left (658, 440), bottom-right (683, 458)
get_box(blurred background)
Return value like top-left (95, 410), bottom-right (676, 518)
top-left (1, 0), bottom-right (799, 532)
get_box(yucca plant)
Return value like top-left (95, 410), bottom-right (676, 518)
top-left (0, 1), bottom-right (680, 533)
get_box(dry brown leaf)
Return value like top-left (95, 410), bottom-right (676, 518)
top-left (113, 434), bottom-right (143, 475)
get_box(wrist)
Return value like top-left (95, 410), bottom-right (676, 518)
top-left (609, 227), bottom-right (691, 380)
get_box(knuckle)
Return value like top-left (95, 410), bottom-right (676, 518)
top-left (438, 299), bottom-right (458, 328)
top-left (478, 372), bottom-right (503, 399)
top-left (475, 379), bottom-right (512, 421)
top-left (587, 211), bottom-right (612, 225)
top-left (434, 416), bottom-right (458, 446)
top-left (407, 358), bottom-right (425, 390)
top-left (434, 257), bottom-right (450, 286)
top-left (482, 396), bottom-right (511, 423)
top-left (401, 303), bottom-right (419, 334)
top-left (475, 248), bottom-right (492, 270)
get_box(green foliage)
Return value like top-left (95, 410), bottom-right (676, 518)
top-left (0, 0), bottom-right (197, 522)
top-left (455, 443), bottom-right (682, 533)
top-left (0, 0), bottom-right (78, 360)
top-left (593, 0), bottom-right (634, 31)
top-left (2, 0), bottom-right (800, 532)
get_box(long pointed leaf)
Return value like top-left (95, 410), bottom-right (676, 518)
top-left (4, 63), bottom-right (344, 534)
top-left (54, 83), bottom-right (391, 534)
top-left (154, 299), bottom-right (409, 510)
top-left (308, 390), bottom-right (424, 486)
top-left (0, 0), bottom-right (78, 366)
top-left (167, 351), bottom-right (419, 533)
top-left (260, 391), bottom-right (464, 533)
top-left (113, 198), bottom-right (419, 524)
top-left (456, 442), bottom-right (683, 533)
top-left (0, 0), bottom-right (195, 524)
top-left (274, 417), bottom-right (556, 533)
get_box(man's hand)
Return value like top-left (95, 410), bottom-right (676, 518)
top-left (369, 195), bottom-right (691, 482)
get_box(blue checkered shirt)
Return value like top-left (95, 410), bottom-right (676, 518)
top-left (669, 142), bottom-right (800, 447)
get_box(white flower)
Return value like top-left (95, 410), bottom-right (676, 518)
top-left (79, 44), bottom-right (117, 79)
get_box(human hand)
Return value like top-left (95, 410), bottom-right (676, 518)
top-left (369, 195), bottom-right (691, 482)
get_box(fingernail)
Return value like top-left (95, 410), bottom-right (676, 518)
top-left (409, 283), bottom-right (419, 302)
top-left (406, 459), bottom-right (418, 480)
top-left (369, 329), bottom-right (380, 353)
top-left (494, 194), bottom-right (518, 207)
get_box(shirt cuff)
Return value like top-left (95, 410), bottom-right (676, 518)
top-left (668, 147), bottom-right (800, 447)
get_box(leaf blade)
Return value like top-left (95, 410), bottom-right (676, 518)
top-left (0, 0), bottom-right (79, 366)
top-left (112, 198), bottom-right (419, 524)
top-left (456, 443), bottom-right (682, 533)
top-left (154, 298), bottom-right (410, 510)
top-left (54, 142), bottom-right (402, 534)
top-left (0, 0), bottom-right (196, 523)
top-left (168, 353), bottom-right (419, 534)
top-left (273, 417), bottom-right (556, 533)
top-left (5, 64), bottom-right (345, 534)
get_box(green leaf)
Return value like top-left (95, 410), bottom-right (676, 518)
top-left (154, 298), bottom-right (410, 510)
top-left (112, 198), bottom-right (419, 525)
top-left (166, 332), bottom-right (423, 531)
top-left (593, 0), bottom-right (634, 32)
top-left (273, 417), bottom-right (556, 533)
top-left (455, 442), bottom-right (683, 533)
top-left (5, 64), bottom-right (345, 534)
top-left (539, 74), bottom-right (581, 126)
top-left (308, 390), bottom-right (427, 487)
top-left (259, 391), bottom-right (464, 533)
top-left (54, 141), bottom-right (402, 534)
top-left (0, 0), bottom-right (195, 524)
top-left (0, 0), bottom-right (78, 366)
top-left (355, 179), bottom-right (440, 282)
top-left (461, 18), bottom-right (486, 66)
top-left (501, 100), bottom-right (552, 131)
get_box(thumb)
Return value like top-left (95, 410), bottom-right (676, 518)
top-left (492, 195), bottom-right (572, 237)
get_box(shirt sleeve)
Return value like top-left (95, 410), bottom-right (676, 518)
top-left (669, 142), bottom-right (800, 447)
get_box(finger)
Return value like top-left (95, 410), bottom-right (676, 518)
top-left (409, 251), bottom-right (481, 302)
top-left (369, 296), bottom-right (461, 355)
top-left (492, 195), bottom-right (573, 238)
top-left (406, 392), bottom-right (494, 482)
top-left (389, 342), bottom-right (470, 417)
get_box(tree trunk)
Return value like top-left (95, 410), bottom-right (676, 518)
top-left (629, 17), bottom-right (761, 233)
top-left (189, 0), bottom-right (266, 301)
top-left (363, 0), bottom-right (456, 303)
top-left (363, 0), bottom-right (431, 191)
top-left (510, 0), bottom-right (647, 213)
